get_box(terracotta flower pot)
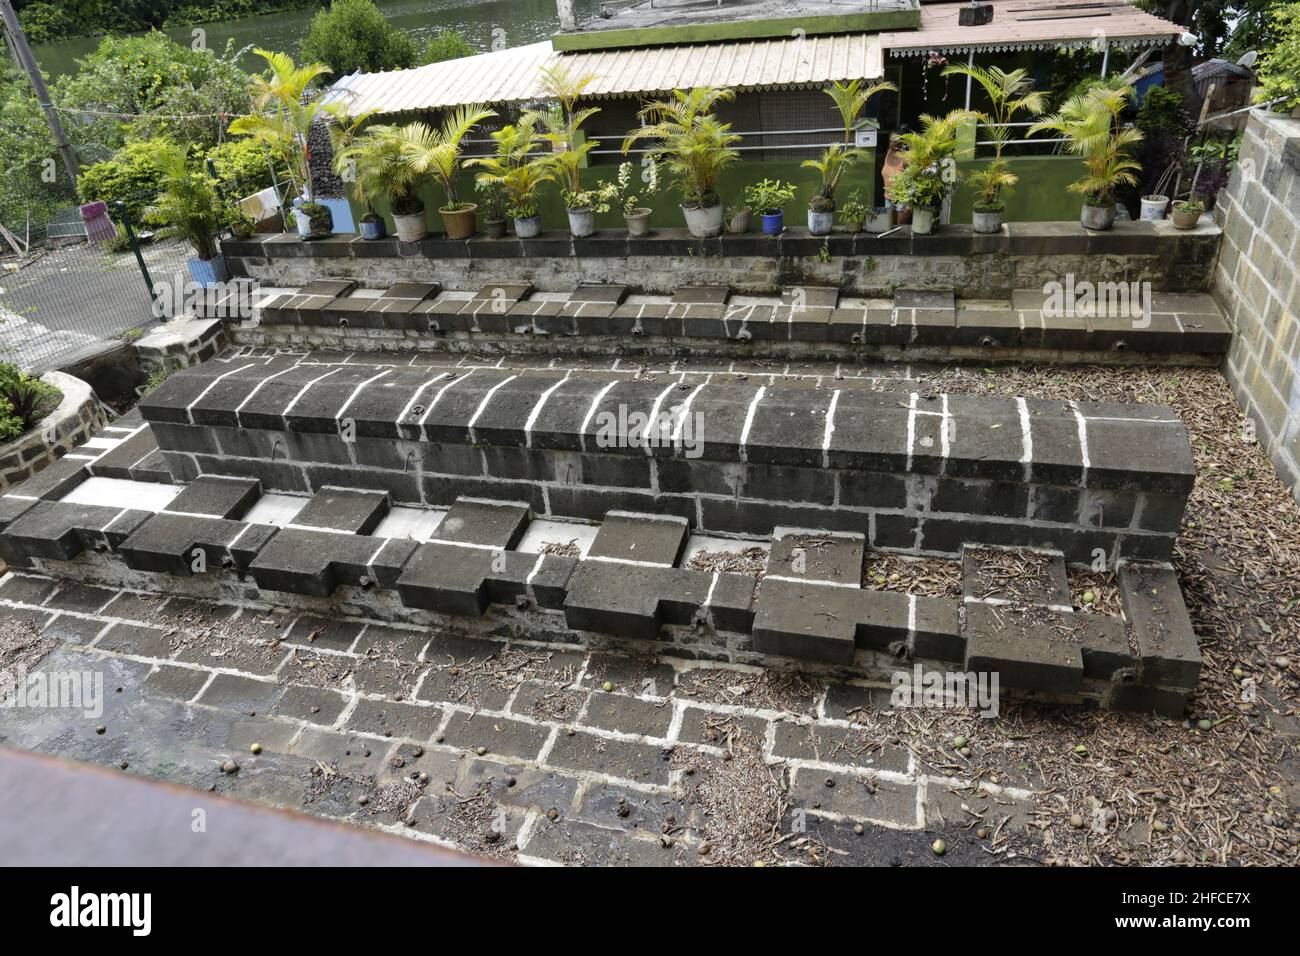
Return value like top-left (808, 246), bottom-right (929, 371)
top-left (439, 203), bottom-right (478, 240)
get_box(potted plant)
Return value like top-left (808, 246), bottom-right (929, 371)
top-left (469, 115), bottom-right (556, 240)
top-left (866, 205), bottom-right (893, 233)
top-left (966, 160), bottom-right (1017, 233)
top-left (150, 145), bottom-right (230, 285)
top-left (228, 49), bottom-right (333, 235)
top-left (1029, 84), bottom-right (1143, 231)
top-left (617, 159), bottom-right (659, 236)
top-left (334, 124), bottom-right (403, 241)
top-left (883, 111), bottom-right (971, 236)
top-left (745, 179), bottom-right (796, 236)
top-left (533, 64), bottom-right (604, 239)
top-left (298, 201), bottom-right (333, 240)
top-left (1171, 197), bottom-right (1204, 229)
top-left (390, 105), bottom-right (496, 240)
top-left (803, 78), bottom-right (896, 237)
top-left (562, 182), bottom-right (618, 238)
top-left (624, 86), bottom-right (740, 238)
top-left (476, 179), bottom-right (508, 238)
top-left (340, 123), bottom-right (428, 241)
top-left (838, 190), bottom-right (868, 233)
top-left (229, 210), bottom-right (254, 239)
top-left (725, 203), bottom-right (751, 234)
top-left (942, 64), bottom-right (1045, 233)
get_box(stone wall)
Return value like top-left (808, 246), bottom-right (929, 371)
top-left (1213, 110), bottom-right (1300, 498)
top-left (0, 372), bottom-right (105, 494)
top-left (138, 359), bottom-right (1197, 565)
top-left (222, 221), bottom-right (1221, 298)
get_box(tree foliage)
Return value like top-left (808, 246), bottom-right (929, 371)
top-left (421, 29), bottom-right (474, 65)
top-left (299, 0), bottom-right (416, 76)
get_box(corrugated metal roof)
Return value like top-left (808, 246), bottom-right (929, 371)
top-left (880, 0), bottom-right (1184, 55)
top-left (325, 33), bottom-right (883, 117)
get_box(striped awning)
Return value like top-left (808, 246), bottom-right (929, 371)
top-left (325, 33), bottom-right (884, 117)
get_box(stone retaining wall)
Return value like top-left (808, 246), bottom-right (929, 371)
top-left (222, 221), bottom-right (1221, 298)
top-left (138, 360), bottom-right (1197, 565)
top-left (1213, 110), bottom-right (1300, 498)
top-left (0, 372), bottom-right (104, 493)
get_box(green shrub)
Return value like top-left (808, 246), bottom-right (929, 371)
top-left (206, 137), bottom-right (279, 202)
top-left (1256, 3), bottom-right (1300, 111)
top-left (300, 0), bottom-right (417, 75)
top-left (0, 362), bottom-right (58, 438)
top-left (0, 396), bottom-right (22, 444)
top-left (422, 29), bottom-right (474, 65)
top-left (78, 138), bottom-right (173, 222)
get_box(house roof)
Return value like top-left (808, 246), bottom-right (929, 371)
top-left (880, 0), bottom-right (1185, 56)
top-left (323, 0), bottom-right (1183, 117)
top-left (326, 32), bottom-right (884, 117)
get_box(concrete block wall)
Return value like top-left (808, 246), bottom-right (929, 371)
top-left (1213, 110), bottom-right (1300, 497)
top-left (138, 360), bottom-right (1197, 565)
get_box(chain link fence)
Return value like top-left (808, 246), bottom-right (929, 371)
top-left (0, 198), bottom-right (196, 373)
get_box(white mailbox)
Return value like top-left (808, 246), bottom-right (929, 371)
top-left (854, 127), bottom-right (879, 149)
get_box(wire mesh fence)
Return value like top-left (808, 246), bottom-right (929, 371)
top-left (0, 205), bottom-right (192, 373)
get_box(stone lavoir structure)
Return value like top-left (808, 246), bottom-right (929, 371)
top-left (0, 340), bottom-right (1204, 715)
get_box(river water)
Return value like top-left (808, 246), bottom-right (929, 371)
top-left (32, 0), bottom-right (605, 78)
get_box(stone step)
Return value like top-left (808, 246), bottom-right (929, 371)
top-left (0, 458), bottom-right (1201, 714)
top-left (138, 355), bottom-right (1197, 565)
top-left (225, 282), bottom-right (1231, 366)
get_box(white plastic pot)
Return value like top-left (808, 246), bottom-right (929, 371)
top-left (393, 211), bottom-right (428, 242)
top-left (971, 208), bottom-right (1002, 234)
top-left (567, 207), bottom-right (595, 238)
top-left (1140, 195), bottom-right (1168, 221)
top-left (514, 215), bottom-right (543, 239)
top-left (911, 206), bottom-right (937, 235)
top-left (808, 207), bottom-right (834, 236)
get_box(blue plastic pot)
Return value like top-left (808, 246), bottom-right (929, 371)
top-left (359, 218), bottom-right (387, 240)
top-left (760, 209), bottom-right (784, 236)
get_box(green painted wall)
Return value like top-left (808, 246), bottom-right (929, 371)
top-left (949, 156), bottom-right (1087, 224)
top-left (353, 154), bottom-right (880, 233)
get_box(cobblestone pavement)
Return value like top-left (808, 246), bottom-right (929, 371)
top-left (0, 571), bottom-right (1036, 866)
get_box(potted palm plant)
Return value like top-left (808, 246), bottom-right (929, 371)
top-left (341, 123), bottom-right (429, 241)
top-left (624, 86), bottom-right (740, 238)
top-left (469, 115), bottom-right (556, 239)
top-left (941, 64), bottom-right (1045, 233)
top-left (334, 124), bottom-right (399, 240)
top-left (151, 144), bottom-right (230, 285)
top-left (390, 105), bottom-right (496, 240)
top-left (803, 78), bottom-right (896, 236)
top-left (617, 159), bottom-right (659, 236)
top-left (883, 111), bottom-right (971, 235)
top-left (228, 49), bottom-right (332, 236)
top-left (535, 64), bottom-right (606, 238)
top-left (1030, 83), bottom-right (1143, 231)
top-left (746, 179), bottom-right (796, 236)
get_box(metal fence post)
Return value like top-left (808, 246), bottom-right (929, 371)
top-left (114, 201), bottom-right (162, 318)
